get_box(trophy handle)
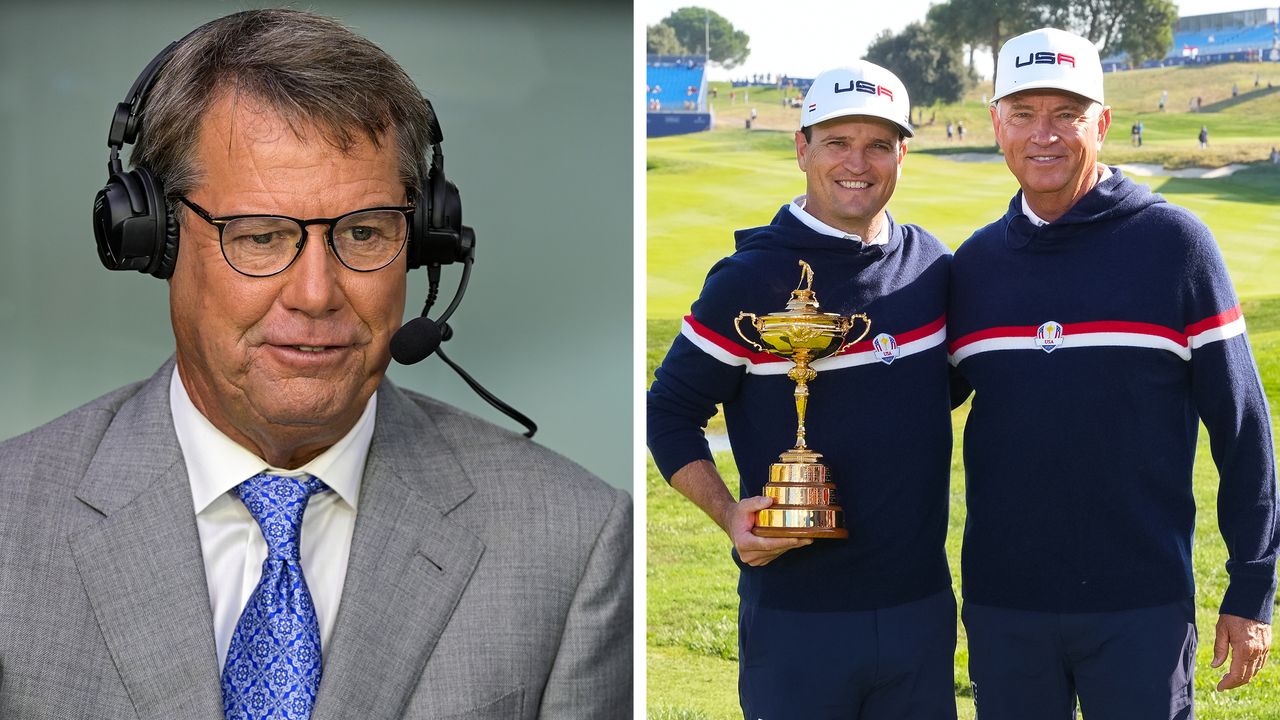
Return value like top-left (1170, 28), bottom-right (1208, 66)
top-left (835, 313), bottom-right (872, 354)
top-left (734, 312), bottom-right (766, 352)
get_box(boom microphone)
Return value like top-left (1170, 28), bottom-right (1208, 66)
top-left (391, 260), bottom-right (469, 365)
top-left (390, 316), bottom-right (444, 365)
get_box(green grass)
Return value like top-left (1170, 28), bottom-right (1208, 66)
top-left (706, 62), bottom-right (1280, 168)
top-left (649, 62), bottom-right (1280, 719)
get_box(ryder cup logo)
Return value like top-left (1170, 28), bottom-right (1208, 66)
top-left (872, 333), bottom-right (900, 364)
top-left (1036, 321), bottom-right (1064, 353)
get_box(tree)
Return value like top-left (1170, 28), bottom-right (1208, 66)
top-left (1050, 0), bottom-right (1179, 66)
top-left (660, 7), bottom-right (750, 68)
top-left (865, 21), bottom-right (972, 107)
top-left (926, 0), bottom-right (1052, 90)
top-left (926, 0), bottom-right (1178, 85)
top-left (647, 23), bottom-right (687, 56)
top-left (926, 0), bottom-right (981, 74)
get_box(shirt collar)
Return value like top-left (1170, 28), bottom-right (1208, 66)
top-left (1021, 164), bottom-right (1113, 226)
top-left (170, 366), bottom-right (374, 514)
top-left (788, 195), bottom-right (889, 245)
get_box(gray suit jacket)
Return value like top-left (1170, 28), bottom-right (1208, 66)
top-left (0, 361), bottom-right (632, 719)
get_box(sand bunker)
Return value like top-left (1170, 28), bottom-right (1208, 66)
top-left (1115, 163), bottom-right (1248, 178)
top-left (941, 152), bottom-right (1248, 178)
top-left (944, 153), bottom-right (1008, 163)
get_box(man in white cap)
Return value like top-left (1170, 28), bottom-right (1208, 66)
top-left (649, 60), bottom-right (963, 718)
top-left (949, 26), bottom-right (1278, 719)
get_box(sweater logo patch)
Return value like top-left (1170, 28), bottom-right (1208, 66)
top-left (1036, 321), bottom-right (1064, 352)
top-left (872, 333), bottom-right (900, 364)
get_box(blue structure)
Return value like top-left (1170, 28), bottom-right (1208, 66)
top-left (1102, 7), bottom-right (1279, 69)
top-left (647, 112), bottom-right (712, 137)
top-left (646, 54), bottom-right (712, 137)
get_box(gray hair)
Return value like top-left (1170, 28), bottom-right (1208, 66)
top-left (132, 9), bottom-right (434, 205)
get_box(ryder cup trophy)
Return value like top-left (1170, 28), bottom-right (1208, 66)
top-left (734, 261), bottom-right (870, 538)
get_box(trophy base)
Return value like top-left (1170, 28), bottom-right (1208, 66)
top-left (754, 508), bottom-right (848, 539)
top-left (753, 456), bottom-right (848, 540)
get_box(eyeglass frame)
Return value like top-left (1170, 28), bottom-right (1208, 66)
top-left (176, 195), bottom-right (416, 277)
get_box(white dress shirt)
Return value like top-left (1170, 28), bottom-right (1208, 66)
top-left (169, 368), bottom-right (375, 669)
top-left (788, 195), bottom-right (890, 245)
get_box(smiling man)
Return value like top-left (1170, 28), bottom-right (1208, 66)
top-left (649, 61), bottom-right (962, 719)
top-left (949, 27), bottom-right (1278, 720)
top-left (0, 10), bottom-right (630, 720)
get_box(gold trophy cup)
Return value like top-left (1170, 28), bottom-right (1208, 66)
top-left (734, 260), bottom-right (870, 538)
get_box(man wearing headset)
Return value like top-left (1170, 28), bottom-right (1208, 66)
top-left (949, 27), bottom-right (1277, 719)
top-left (0, 10), bottom-right (630, 719)
top-left (649, 61), bottom-right (961, 719)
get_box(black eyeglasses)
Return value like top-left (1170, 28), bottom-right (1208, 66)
top-left (178, 196), bottom-right (415, 277)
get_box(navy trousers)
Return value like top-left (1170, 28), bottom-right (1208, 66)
top-left (739, 589), bottom-right (957, 720)
top-left (962, 599), bottom-right (1197, 720)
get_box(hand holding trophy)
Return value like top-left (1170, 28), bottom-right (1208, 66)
top-left (734, 260), bottom-right (870, 538)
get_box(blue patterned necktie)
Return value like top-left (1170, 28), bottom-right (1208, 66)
top-left (222, 472), bottom-right (329, 720)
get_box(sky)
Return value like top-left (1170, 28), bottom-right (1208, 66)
top-left (642, 1), bottom-right (1276, 80)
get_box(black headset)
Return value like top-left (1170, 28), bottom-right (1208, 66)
top-left (89, 22), bottom-right (535, 437)
top-left (92, 35), bottom-right (474, 280)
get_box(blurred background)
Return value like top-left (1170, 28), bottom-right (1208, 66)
top-left (0, 0), bottom-right (633, 488)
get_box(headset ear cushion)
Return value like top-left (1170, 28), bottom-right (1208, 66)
top-left (430, 163), bottom-right (447, 231)
top-left (131, 165), bottom-right (175, 278)
top-left (153, 205), bottom-right (181, 279)
top-left (406, 178), bottom-right (428, 270)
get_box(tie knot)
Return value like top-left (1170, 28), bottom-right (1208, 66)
top-left (234, 473), bottom-right (329, 560)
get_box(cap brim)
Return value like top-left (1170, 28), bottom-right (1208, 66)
top-left (991, 79), bottom-right (1103, 106)
top-left (802, 108), bottom-right (914, 137)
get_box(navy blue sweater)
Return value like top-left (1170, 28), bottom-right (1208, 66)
top-left (950, 170), bottom-right (1279, 621)
top-left (648, 208), bottom-right (955, 611)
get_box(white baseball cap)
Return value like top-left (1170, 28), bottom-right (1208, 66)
top-left (993, 28), bottom-right (1104, 105)
top-left (802, 61), bottom-right (913, 137)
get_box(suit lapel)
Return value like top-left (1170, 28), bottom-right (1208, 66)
top-left (313, 382), bottom-right (484, 720)
top-left (68, 362), bottom-right (224, 719)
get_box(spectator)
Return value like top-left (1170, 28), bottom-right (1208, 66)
top-left (946, 121), bottom-right (954, 141)
top-left (1131, 122), bottom-right (1140, 146)
top-left (1199, 125), bottom-right (1209, 149)
top-left (1159, 89), bottom-right (1167, 111)
top-left (957, 120), bottom-right (966, 140)
top-left (1232, 83), bottom-right (1239, 98)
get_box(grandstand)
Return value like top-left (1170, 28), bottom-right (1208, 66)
top-left (1102, 6), bottom-right (1280, 70)
top-left (646, 55), bottom-right (712, 137)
